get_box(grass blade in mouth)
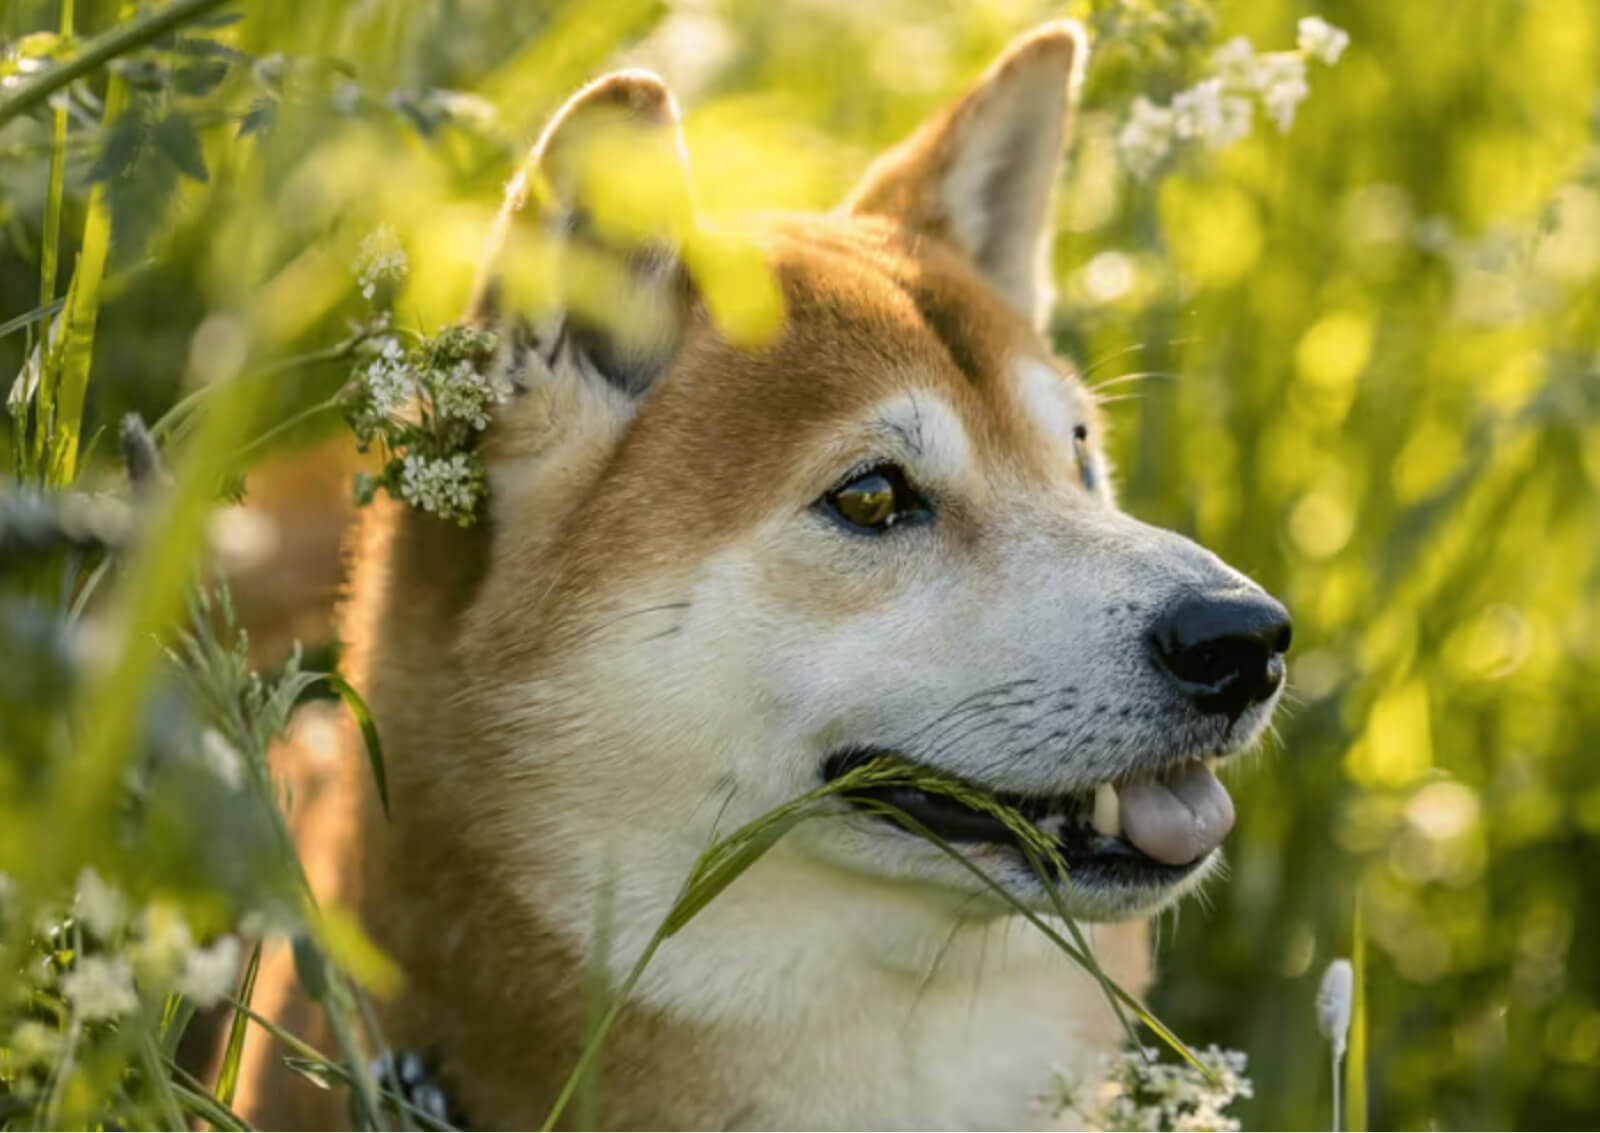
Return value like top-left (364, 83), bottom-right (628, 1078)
top-left (541, 754), bottom-right (1214, 1129)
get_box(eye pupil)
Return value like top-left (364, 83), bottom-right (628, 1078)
top-left (821, 465), bottom-right (928, 533)
top-left (836, 474), bottom-right (897, 528)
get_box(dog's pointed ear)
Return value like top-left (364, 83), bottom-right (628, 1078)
top-left (471, 69), bottom-right (694, 399)
top-left (844, 21), bottom-right (1088, 327)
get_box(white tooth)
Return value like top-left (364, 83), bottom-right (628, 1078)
top-left (1092, 783), bottom-right (1121, 837)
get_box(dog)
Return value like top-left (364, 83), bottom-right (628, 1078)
top-left (237, 19), bottom-right (1289, 1130)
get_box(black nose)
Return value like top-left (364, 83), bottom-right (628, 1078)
top-left (1148, 590), bottom-right (1292, 721)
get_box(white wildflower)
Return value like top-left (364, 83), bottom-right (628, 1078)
top-left (131, 902), bottom-right (195, 984)
top-left (1171, 79), bottom-right (1224, 142)
top-left (355, 223), bottom-right (409, 302)
top-left (1318, 957), bottom-right (1355, 1133)
top-left (1118, 96), bottom-right (1175, 178)
top-left (1210, 36), bottom-right (1259, 86)
top-left (1069, 1045), bottom-right (1252, 1132)
top-left (8, 1020), bottom-right (62, 1066)
top-left (1217, 95), bottom-right (1255, 147)
top-left (1317, 957), bottom-right (1355, 1054)
top-left (399, 452), bottom-right (481, 520)
top-left (431, 358), bottom-right (510, 431)
top-left (74, 867), bottom-right (126, 940)
top-left (1255, 51), bottom-right (1310, 131)
top-left (1298, 16), bottom-right (1351, 65)
top-left (361, 337), bottom-right (415, 423)
top-left (1172, 79), bottom-right (1253, 149)
top-left (178, 935), bottom-right (242, 1008)
top-left (200, 727), bottom-right (245, 791)
top-left (61, 955), bottom-right (139, 1021)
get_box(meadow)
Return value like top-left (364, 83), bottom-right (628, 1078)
top-left (2, 0), bottom-right (1598, 1129)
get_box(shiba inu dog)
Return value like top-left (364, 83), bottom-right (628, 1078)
top-left (239, 19), bottom-right (1290, 1130)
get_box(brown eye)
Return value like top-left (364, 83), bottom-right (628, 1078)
top-left (819, 465), bottom-right (931, 534)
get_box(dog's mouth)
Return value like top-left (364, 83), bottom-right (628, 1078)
top-left (821, 747), bottom-right (1236, 888)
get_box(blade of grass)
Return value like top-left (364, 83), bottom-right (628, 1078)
top-left (168, 1074), bottom-right (255, 1133)
top-left (137, 1025), bottom-right (188, 1132)
top-left (38, 0), bottom-right (74, 312)
top-left (0, 0), bottom-right (237, 128)
top-left (0, 298), bottom-right (66, 341)
top-left (321, 674), bottom-right (388, 819)
top-left (860, 798), bottom-right (1212, 1081)
top-left (215, 939), bottom-right (264, 1107)
top-left (37, 72), bottom-right (124, 486)
top-left (159, 991), bottom-right (197, 1060)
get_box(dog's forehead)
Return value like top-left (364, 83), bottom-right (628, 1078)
top-left (665, 215), bottom-right (1088, 450)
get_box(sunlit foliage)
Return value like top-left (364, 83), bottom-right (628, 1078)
top-left (2, 0), bottom-right (1597, 1129)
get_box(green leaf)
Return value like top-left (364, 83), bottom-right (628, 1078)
top-left (0, 299), bottom-right (66, 341)
top-left (85, 107), bottom-right (147, 185)
top-left (41, 76), bottom-right (125, 486)
top-left (283, 1056), bottom-right (344, 1091)
top-left (174, 58), bottom-right (230, 95)
top-left (291, 932), bottom-right (331, 1000)
top-left (321, 673), bottom-right (389, 818)
top-left (153, 112), bottom-right (209, 182)
top-left (215, 940), bottom-right (264, 1106)
top-left (238, 96), bottom-right (276, 137)
top-left (112, 56), bottom-right (170, 91)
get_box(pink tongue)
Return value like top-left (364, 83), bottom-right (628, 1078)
top-left (1117, 763), bottom-right (1236, 866)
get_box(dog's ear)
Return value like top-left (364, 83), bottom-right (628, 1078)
top-left (471, 70), bottom-right (694, 402)
top-left (844, 21), bottom-right (1088, 328)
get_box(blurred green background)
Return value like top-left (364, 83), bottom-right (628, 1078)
top-left (3, 0), bottom-right (1598, 1128)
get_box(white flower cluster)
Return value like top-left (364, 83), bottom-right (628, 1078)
top-left (1071, 1044), bottom-right (1254, 1132)
top-left (355, 223), bottom-right (409, 301)
top-left (44, 869), bottom-right (245, 1022)
top-left (61, 955), bottom-right (140, 1022)
top-left (1118, 17), bottom-right (1348, 177)
top-left (356, 337), bottom-right (509, 433)
top-left (1298, 16), bottom-right (1351, 65)
top-left (432, 358), bottom-right (512, 431)
top-left (359, 337), bottom-right (414, 427)
top-left (399, 452), bottom-right (481, 519)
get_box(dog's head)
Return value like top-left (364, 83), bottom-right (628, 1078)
top-left (423, 21), bottom-right (1288, 926)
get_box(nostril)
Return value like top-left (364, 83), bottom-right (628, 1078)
top-left (1149, 590), bottom-right (1292, 718)
top-left (1156, 634), bottom-right (1269, 690)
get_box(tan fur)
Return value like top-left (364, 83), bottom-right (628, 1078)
top-left (237, 22), bottom-right (1279, 1130)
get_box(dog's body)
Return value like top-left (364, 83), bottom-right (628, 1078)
top-left (239, 22), bottom-right (1289, 1130)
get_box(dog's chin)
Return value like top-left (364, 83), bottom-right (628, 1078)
top-left (816, 742), bottom-right (1246, 923)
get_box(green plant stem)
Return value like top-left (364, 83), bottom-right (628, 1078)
top-left (0, 0), bottom-right (236, 128)
top-left (230, 396), bottom-right (342, 463)
top-left (150, 334), bottom-right (370, 442)
top-left (1349, 893), bottom-right (1368, 1131)
top-left (38, 0), bottom-right (74, 309)
top-left (1332, 1046), bottom-right (1344, 1133)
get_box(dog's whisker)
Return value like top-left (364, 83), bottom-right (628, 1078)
top-left (1086, 369), bottom-right (1178, 393)
top-left (1080, 337), bottom-right (1198, 378)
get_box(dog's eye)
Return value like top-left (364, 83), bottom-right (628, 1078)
top-left (820, 465), bottom-right (930, 533)
top-left (1073, 423), bottom-right (1095, 491)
